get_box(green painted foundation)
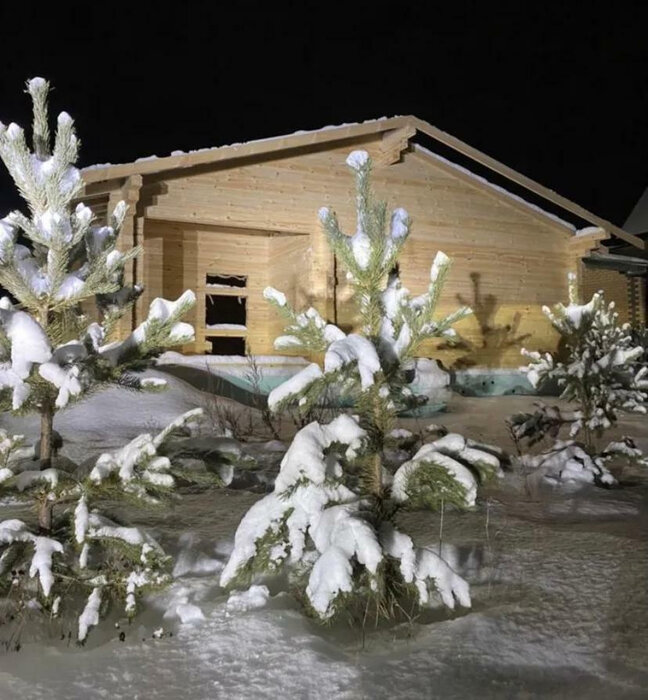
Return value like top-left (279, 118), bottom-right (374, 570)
top-left (159, 364), bottom-right (448, 416)
top-left (159, 365), bottom-right (556, 421)
top-left (451, 370), bottom-right (557, 397)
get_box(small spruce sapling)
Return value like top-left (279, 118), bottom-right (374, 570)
top-left (221, 150), bottom-right (503, 622)
top-left (512, 273), bottom-right (648, 485)
top-left (0, 78), bottom-right (195, 509)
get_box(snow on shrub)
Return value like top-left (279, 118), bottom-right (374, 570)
top-left (392, 433), bottom-right (502, 510)
top-left (512, 273), bottom-right (648, 486)
top-left (221, 414), bottom-right (472, 619)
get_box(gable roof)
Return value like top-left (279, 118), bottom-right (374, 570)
top-left (412, 144), bottom-right (575, 232)
top-left (81, 115), bottom-right (645, 251)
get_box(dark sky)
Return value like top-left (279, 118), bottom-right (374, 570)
top-left (1, 1), bottom-right (647, 226)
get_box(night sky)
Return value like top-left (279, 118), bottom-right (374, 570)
top-left (0, 2), bottom-right (647, 226)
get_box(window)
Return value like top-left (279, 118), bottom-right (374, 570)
top-left (203, 273), bottom-right (248, 355)
top-left (206, 273), bottom-right (247, 289)
top-left (205, 294), bottom-right (246, 329)
top-left (205, 336), bottom-right (246, 355)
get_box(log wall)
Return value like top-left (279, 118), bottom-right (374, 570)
top-left (569, 232), bottom-right (639, 326)
top-left (138, 139), bottom-right (574, 367)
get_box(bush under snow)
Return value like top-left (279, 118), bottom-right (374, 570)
top-left (513, 273), bottom-right (648, 487)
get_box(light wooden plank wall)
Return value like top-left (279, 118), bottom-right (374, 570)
top-left (266, 234), bottom-right (311, 351)
top-left (142, 220), bottom-right (311, 354)
top-left (140, 140), bottom-right (573, 367)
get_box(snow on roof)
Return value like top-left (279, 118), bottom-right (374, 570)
top-left (82, 117), bottom-right (400, 176)
top-left (575, 226), bottom-right (606, 237)
top-left (413, 144), bottom-right (575, 232)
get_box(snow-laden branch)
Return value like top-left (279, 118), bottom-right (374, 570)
top-left (89, 407), bottom-right (204, 497)
top-left (0, 519), bottom-right (63, 597)
top-left (221, 415), bottom-right (474, 619)
top-left (392, 433), bottom-right (502, 509)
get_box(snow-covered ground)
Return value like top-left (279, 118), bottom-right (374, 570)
top-left (0, 378), bottom-right (647, 699)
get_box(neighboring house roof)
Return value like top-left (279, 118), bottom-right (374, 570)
top-left (592, 188), bottom-right (648, 266)
top-left (81, 115), bottom-right (645, 251)
top-left (585, 251), bottom-right (648, 275)
top-left (624, 186), bottom-right (648, 235)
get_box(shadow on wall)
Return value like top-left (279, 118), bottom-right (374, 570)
top-left (441, 272), bottom-right (531, 369)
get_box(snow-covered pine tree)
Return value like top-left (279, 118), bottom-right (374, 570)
top-left (0, 78), bottom-right (216, 641)
top-left (512, 273), bottom-right (648, 485)
top-left (0, 408), bottom-right (215, 643)
top-left (0, 78), bottom-right (195, 503)
top-left (220, 150), bottom-right (504, 622)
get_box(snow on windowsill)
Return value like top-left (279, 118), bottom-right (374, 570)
top-left (205, 284), bottom-right (247, 290)
top-left (205, 324), bottom-right (248, 331)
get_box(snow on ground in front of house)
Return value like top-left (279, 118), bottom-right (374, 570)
top-left (0, 369), bottom-right (210, 461)
top-left (0, 581), bottom-right (360, 700)
top-left (0, 481), bottom-right (646, 700)
top-left (0, 383), bottom-right (647, 698)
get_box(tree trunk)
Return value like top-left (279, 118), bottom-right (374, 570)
top-left (38, 496), bottom-right (53, 533)
top-left (371, 452), bottom-right (383, 498)
top-left (40, 400), bottom-right (54, 470)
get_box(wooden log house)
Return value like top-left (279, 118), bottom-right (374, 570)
top-left (80, 116), bottom-right (647, 368)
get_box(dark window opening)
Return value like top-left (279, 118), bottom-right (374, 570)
top-left (205, 295), bottom-right (246, 327)
top-left (206, 273), bottom-right (247, 288)
top-left (206, 336), bottom-right (246, 355)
